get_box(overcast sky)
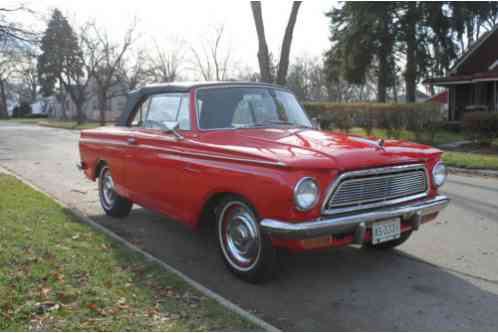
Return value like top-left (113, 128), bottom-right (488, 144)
top-left (15, 0), bottom-right (335, 77)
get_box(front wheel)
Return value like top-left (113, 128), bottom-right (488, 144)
top-left (216, 196), bottom-right (277, 283)
top-left (98, 165), bottom-right (133, 218)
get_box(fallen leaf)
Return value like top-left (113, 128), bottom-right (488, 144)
top-left (87, 303), bottom-right (97, 311)
top-left (40, 287), bottom-right (52, 299)
top-left (35, 302), bottom-right (60, 314)
top-left (51, 272), bottom-right (64, 284)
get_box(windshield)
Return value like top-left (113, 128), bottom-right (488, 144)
top-left (196, 87), bottom-right (312, 130)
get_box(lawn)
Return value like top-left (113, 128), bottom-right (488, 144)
top-left (348, 128), bottom-right (466, 146)
top-left (347, 128), bottom-right (498, 171)
top-left (36, 120), bottom-right (105, 130)
top-left (2, 118), bottom-right (104, 130)
top-left (442, 151), bottom-right (498, 171)
top-left (0, 174), bottom-right (256, 331)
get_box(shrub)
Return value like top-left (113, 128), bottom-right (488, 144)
top-left (12, 102), bottom-right (32, 118)
top-left (303, 102), bottom-right (442, 140)
top-left (333, 111), bottom-right (353, 132)
top-left (463, 112), bottom-right (498, 146)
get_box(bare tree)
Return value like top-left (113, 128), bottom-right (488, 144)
top-left (276, 2), bottom-right (301, 85)
top-left (0, 48), bottom-right (19, 117)
top-left (250, 2), bottom-right (272, 83)
top-left (146, 39), bottom-right (185, 82)
top-left (84, 21), bottom-right (137, 125)
top-left (0, 4), bottom-right (38, 44)
top-left (119, 49), bottom-right (148, 90)
top-left (0, 3), bottom-right (37, 117)
top-left (58, 24), bottom-right (93, 124)
top-left (190, 25), bottom-right (232, 81)
top-left (250, 1), bottom-right (302, 85)
top-left (15, 49), bottom-right (38, 103)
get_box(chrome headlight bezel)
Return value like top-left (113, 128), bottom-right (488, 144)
top-left (294, 177), bottom-right (320, 212)
top-left (432, 161), bottom-right (447, 187)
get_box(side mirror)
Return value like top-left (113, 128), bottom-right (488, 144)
top-left (161, 121), bottom-right (184, 140)
top-left (311, 117), bottom-right (321, 130)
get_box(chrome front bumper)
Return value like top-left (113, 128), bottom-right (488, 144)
top-left (260, 195), bottom-right (450, 240)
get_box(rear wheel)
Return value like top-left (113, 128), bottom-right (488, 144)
top-left (364, 231), bottom-right (412, 250)
top-left (98, 165), bottom-right (132, 218)
top-left (216, 196), bottom-right (277, 283)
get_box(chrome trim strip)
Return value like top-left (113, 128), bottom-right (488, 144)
top-left (79, 138), bottom-right (286, 167)
top-left (80, 138), bottom-right (128, 146)
top-left (321, 164), bottom-right (430, 215)
top-left (139, 144), bottom-right (286, 167)
top-left (261, 195), bottom-right (450, 239)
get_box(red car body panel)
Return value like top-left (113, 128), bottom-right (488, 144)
top-left (79, 85), bottom-right (444, 251)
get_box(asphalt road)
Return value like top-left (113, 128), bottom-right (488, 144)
top-left (1, 122), bottom-right (498, 331)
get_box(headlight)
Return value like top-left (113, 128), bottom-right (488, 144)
top-left (294, 177), bottom-right (319, 211)
top-left (432, 161), bottom-right (447, 187)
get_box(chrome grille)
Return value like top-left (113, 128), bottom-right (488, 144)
top-left (324, 165), bottom-right (428, 215)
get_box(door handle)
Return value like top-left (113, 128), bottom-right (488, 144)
top-left (127, 137), bottom-right (137, 145)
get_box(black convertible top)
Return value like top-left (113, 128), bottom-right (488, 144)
top-left (117, 81), bottom-right (288, 126)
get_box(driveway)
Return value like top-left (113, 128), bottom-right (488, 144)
top-left (1, 122), bottom-right (498, 331)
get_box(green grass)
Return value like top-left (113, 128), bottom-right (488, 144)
top-left (1, 118), bottom-right (104, 130)
top-left (36, 120), bottom-right (104, 130)
top-left (347, 128), bottom-right (498, 170)
top-left (442, 151), bottom-right (498, 171)
top-left (0, 174), bottom-right (256, 331)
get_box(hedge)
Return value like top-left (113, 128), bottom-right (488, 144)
top-left (303, 102), bottom-right (445, 142)
top-left (463, 111), bottom-right (498, 146)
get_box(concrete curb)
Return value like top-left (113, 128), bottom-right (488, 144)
top-left (448, 166), bottom-right (498, 178)
top-left (0, 166), bottom-right (280, 332)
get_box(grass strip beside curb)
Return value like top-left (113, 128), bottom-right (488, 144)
top-left (0, 174), bottom-right (259, 331)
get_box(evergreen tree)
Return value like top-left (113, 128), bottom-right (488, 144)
top-left (325, 2), bottom-right (498, 102)
top-left (37, 9), bottom-right (82, 98)
top-left (325, 2), bottom-right (397, 102)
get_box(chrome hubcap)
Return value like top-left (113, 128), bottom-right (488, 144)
top-left (101, 169), bottom-right (116, 209)
top-left (219, 201), bottom-right (261, 271)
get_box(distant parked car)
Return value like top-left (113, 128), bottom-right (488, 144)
top-left (78, 82), bottom-right (450, 282)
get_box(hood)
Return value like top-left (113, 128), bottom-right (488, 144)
top-left (195, 128), bottom-right (442, 171)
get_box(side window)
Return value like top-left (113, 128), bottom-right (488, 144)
top-left (177, 95), bottom-right (191, 130)
top-left (131, 94), bottom-right (191, 130)
top-left (131, 98), bottom-right (150, 127)
top-left (145, 95), bottom-right (182, 129)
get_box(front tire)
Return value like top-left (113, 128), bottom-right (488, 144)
top-left (216, 196), bottom-right (277, 283)
top-left (98, 165), bottom-right (132, 218)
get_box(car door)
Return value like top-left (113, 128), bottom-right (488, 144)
top-left (124, 93), bottom-right (192, 220)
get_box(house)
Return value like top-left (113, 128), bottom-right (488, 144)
top-left (424, 25), bottom-right (498, 121)
top-left (50, 78), bottom-right (127, 122)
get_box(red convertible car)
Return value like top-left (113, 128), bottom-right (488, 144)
top-left (78, 82), bottom-right (449, 282)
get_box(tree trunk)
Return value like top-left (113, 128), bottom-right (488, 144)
top-left (276, 1), bottom-right (302, 85)
top-left (376, 11), bottom-right (391, 103)
top-left (251, 2), bottom-right (273, 83)
top-left (404, 2), bottom-right (417, 103)
top-left (98, 90), bottom-right (107, 126)
top-left (75, 102), bottom-right (84, 125)
top-left (0, 79), bottom-right (8, 118)
top-left (377, 57), bottom-right (388, 103)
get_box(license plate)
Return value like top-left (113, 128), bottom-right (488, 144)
top-left (372, 218), bottom-right (401, 245)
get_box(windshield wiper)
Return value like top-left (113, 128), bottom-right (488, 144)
top-left (255, 120), bottom-right (311, 129)
top-left (232, 120), bottom-right (311, 129)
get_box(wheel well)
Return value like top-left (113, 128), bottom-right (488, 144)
top-left (198, 192), bottom-right (259, 230)
top-left (94, 160), bottom-right (107, 179)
